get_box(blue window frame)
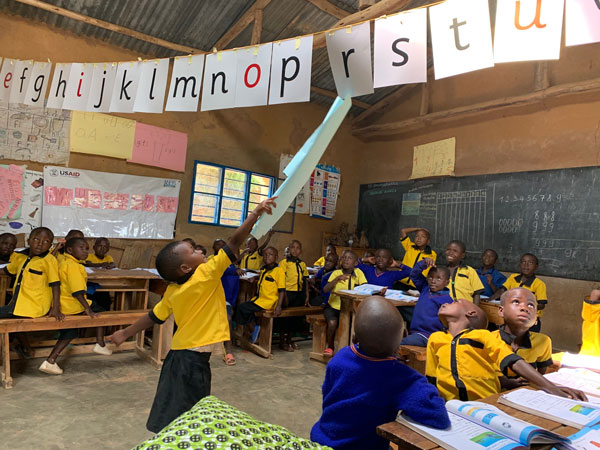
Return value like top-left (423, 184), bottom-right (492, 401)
top-left (189, 161), bottom-right (276, 228)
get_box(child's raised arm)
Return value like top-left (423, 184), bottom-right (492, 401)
top-left (324, 274), bottom-right (349, 293)
top-left (401, 227), bottom-right (423, 239)
top-left (410, 259), bottom-right (434, 292)
top-left (257, 229), bottom-right (275, 255)
top-left (227, 198), bottom-right (277, 253)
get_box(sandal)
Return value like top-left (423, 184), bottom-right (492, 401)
top-left (223, 353), bottom-right (236, 366)
top-left (323, 348), bottom-right (333, 356)
top-left (279, 342), bottom-right (294, 352)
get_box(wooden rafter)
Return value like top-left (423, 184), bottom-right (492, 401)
top-left (305, 0), bottom-right (352, 19)
top-left (310, 86), bottom-right (371, 109)
top-left (214, 0), bottom-right (272, 50)
top-left (14, 0), bottom-right (202, 54)
top-left (313, 0), bottom-right (414, 49)
top-left (353, 77), bottom-right (600, 140)
top-left (251, 9), bottom-right (263, 45)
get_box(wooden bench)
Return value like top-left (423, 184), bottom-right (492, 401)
top-left (307, 315), bottom-right (331, 363)
top-left (234, 306), bottom-right (324, 358)
top-left (0, 309), bottom-right (157, 389)
top-left (398, 345), bottom-right (427, 375)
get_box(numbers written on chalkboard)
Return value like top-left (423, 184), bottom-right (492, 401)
top-left (498, 193), bottom-right (574, 203)
top-left (498, 218), bottom-right (523, 234)
top-left (532, 210), bottom-right (555, 233)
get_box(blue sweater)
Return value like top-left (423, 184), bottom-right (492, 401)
top-left (315, 267), bottom-right (334, 303)
top-left (311, 345), bottom-right (449, 450)
top-left (409, 260), bottom-right (453, 337)
top-left (221, 265), bottom-right (240, 308)
top-left (356, 263), bottom-right (410, 288)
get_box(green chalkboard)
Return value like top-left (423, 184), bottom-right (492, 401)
top-left (357, 167), bottom-right (600, 281)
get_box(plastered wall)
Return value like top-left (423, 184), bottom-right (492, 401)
top-left (0, 13), bottom-right (362, 265)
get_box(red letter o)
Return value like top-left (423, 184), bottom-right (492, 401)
top-left (244, 64), bottom-right (261, 88)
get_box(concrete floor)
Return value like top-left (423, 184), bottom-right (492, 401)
top-left (0, 341), bottom-right (326, 450)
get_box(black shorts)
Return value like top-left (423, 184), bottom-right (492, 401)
top-left (323, 305), bottom-right (340, 322)
top-left (234, 301), bottom-right (264, 325)
top-left (58, 301), bottom-right (107, 340)
top-left (146, 349), bottom-right (211, 433)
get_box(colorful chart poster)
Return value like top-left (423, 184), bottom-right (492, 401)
top-left (129, 122), bottom-right (188, 172)
top-left (42, 166), bottom-right (180, 239)
top-left (310, 164), bottom-right (340, 220)
top-left (0, 101), bottom-right (71, 164)
top-left (0, 164), bottom-right (25, 219)
top-left (0, 169), bottom-right (43, 235)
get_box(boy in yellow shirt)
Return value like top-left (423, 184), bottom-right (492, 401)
top-left (445, 240), bottom-right (484, 305)
top-left (107, 198), bottom-right (276, 432)
top-left (399, 227), bottom-right (437, 287)
top-left (323, 250), bottom-right (367, 356)
top-left (85, 237), bottom-right (115, 269)
top-left (239, 229), bottom-right (275, 270)
top-left (580, 289), bottom-right (600, 356)
top-left (426, 298), bottom-right (585, 402)
top-left (52, 229), bottom-right (84, 264)
top-left (1, 227), bottom-right (61, 357)
top-left (0, 232), bottom-right (17, 264)
top-left (235, 247), bottom-right (285, 344)
top-left (39, 237), bottom-right (111, 375)
top-left (493, 288), bottom-right (553, 390)
top-left (313, 243), bottom-right (337, 267)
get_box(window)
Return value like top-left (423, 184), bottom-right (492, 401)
top-left (189, 161), bottom-right (276, 227)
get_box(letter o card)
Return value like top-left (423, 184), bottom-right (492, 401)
top-left (235, 43), bottom-right (273, 108)
top-left (268, 35), bottom-right (313, 105)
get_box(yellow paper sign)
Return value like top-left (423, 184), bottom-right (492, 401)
top-left (70, 111), bottom-right (136, 159)
top-left (410, 137), bottom-right (456, 179)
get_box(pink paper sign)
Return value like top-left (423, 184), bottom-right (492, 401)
top-left (129, 122), bottom-right (188, 172)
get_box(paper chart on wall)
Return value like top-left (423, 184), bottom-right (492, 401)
top-left (410, 137), bottom-right (456, 179)
top-left (279, 154), bottom-right (309, 214)
top-left (0, 164), bottom-right (25, 220)
top-left (0, 101), bottom-right (71, 164)
top-left (310, 164), bottom-right (340, 219)
top-left (0, 169), bottom-right (44, 235)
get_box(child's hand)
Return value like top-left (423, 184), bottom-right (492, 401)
top-left (544, 385), bottom-right (588, 401)
top-left (423, 258), bottom-right (436, 268)
top-left (337, 274), bottom-right (351, 282)
top-left (252, 197), bottom-right (278, 216)
top-left (85, 309), bottom-right (99, 318)
top-left (106, 330), bottom-right (127, 347)
top-left (49, 308), bottom-right (65, 322)
top-left (365, 256), bottom-right (376, 265)
top-left (104, 262), bottom-right (116, 269)
top-left (236, 269), bottom-right (245, 277)
top-left (485, 274), bottom-right (493, 284)
top-left (274, 306), bottom-right (282, 317)
top-left (502, 377), bottom-right (529, 390)
top-left (379, 287), bottom-right (388, 296)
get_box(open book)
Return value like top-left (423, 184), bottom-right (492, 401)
top-left (396, 399), bottom-right (574, 450)
top-left (339, 284), bottom-right (417, 302)
top-left (560, 353), bottom-right (600, 372)
top-left (545, 368), bottom-right (600, 400)
top-left (567, 422), bottom-right (600, 449)
top-left (498, 388), bottom-right (600, 429)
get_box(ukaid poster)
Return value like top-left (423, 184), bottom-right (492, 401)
top-left (310, 164), bottom-right (340, 219)
top-left (42, 166), bottom-right (180, 239)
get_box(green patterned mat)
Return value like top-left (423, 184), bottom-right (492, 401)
top-left (133, 396), bottom-right (332, 450)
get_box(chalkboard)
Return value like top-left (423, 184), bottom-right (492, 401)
top-left (357, 167), bottom-right (600, 281)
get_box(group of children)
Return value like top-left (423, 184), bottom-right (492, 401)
top-left (0, 229), bottom-right (117, 374)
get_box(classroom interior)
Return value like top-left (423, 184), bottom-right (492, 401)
top-left (1, 0), bottom-right (600, 449)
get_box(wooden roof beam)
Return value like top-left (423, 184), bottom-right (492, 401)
top-left (214, 0), bottom-right (273, 50)
top-left (305, 0), bottom-right (353, 19)
top-left (310, 86), bottom-right (371, 109)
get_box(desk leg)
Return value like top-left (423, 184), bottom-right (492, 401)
top-left (0, 277), bottom-right (8, 307)
top-left (334, 297), bottom-right (353, 353)
top-left (1, 332), bottom-right (13, 389)
top-left (139, 280), bottom-right (150, 351)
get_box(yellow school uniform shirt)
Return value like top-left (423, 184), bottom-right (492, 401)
top-left (56, 252), bottom-right (66, 265)
top-left (401, 237), bottom-right (437, 269)
top-left (449, 265), bottom-right (485, 302)
top-left (278, 257), bottom-right (309, 292)
top-left (493, 327), bottom-right (553, 376)
top-left (151, 246), bottom-right (235, 350)
top-left (240, 250), bottom-right (263, 271)
top-left (59, 254), bottom-right (92, 315)
top-left (503, 274), bottom-right (548, 317)
top-left (5, 250), bottom-right (60, 318)
top-left (313, 256), bottom-right (325, 267)
top-left (86, 253), bottom-right (114, 265)
top-left (426, 328), bottom-right (522, 401)
top-left (327, 268), bottom-right (367, 310)
top-left (581, 297), bottom-right (600, 356)
top-left (251, 265), bottom-right (285, 310)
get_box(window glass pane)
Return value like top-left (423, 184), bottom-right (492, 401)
top-left (191, 193), bottom-right (218, 223)
top-left (251, 174), bottom-right (271, 186)
top-left (249, 193), bottom-right (268, 204)
top-left (195, 164), bottom-right (221, 194)
top-left (223, 169), bottom-right (247, 199)
top-left (250, 183), bottom-right (270, 195)
top-left (220, 198), bottom-right (244, 226)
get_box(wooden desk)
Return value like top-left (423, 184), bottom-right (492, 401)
top-left (377, 390), bottom-right (578, 450)
top-left (88, 268), bottom-right (159, 310)
top-left (0, 273), bottom-right (10, 307)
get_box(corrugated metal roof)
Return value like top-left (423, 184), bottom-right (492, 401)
top-left (1, 0), bottom-right (434, 115)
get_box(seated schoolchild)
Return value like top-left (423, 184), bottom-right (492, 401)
top-left (310, 253), bottom-right (339, 306)
top-left (1, 227), bottom-right (60, 357)
top-left (445, 240), bottom-right (484, 305)
top-left (490, 253), bottom-right (547, 332)
top-left (401, 259), bottom-right (452, 347)
top-left (239, 229), bottom-right (275, 271)
top-left (0, 232), bottom-right (17, 264)
top-left (107, 198), bottom-right (277, 432)
top-left (322, 250), bottom-right (367, 356)
top-left (493, 288), bottom-right (553, 390)
top-left (357, 248), bottom-right (410, 289)
top-left (40, 237), bottom-right (112, 375)
top-left (85, 237), bottom-right (115, 269)
top-left (476, 249), bottom-right (507, 298)
top-left (399, 227), bottom-right (437, 287)
top-left (311, 296), bottom-right (450, 450)
top-left (426, 298), bottom-right (586, 402)
top-left (235, 247), bottom-right (285, 344)
top-left (53, 229), bottom-right (84, 264)
top-left (581, 289), bottom-right (600, 356)
top-left (313, 243), bottom-right (337, 267)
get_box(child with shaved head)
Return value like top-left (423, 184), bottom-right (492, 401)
top-left (311, 297), bottom-right (450, 450)
top-left (426, 299), bottom-right (586, 402)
